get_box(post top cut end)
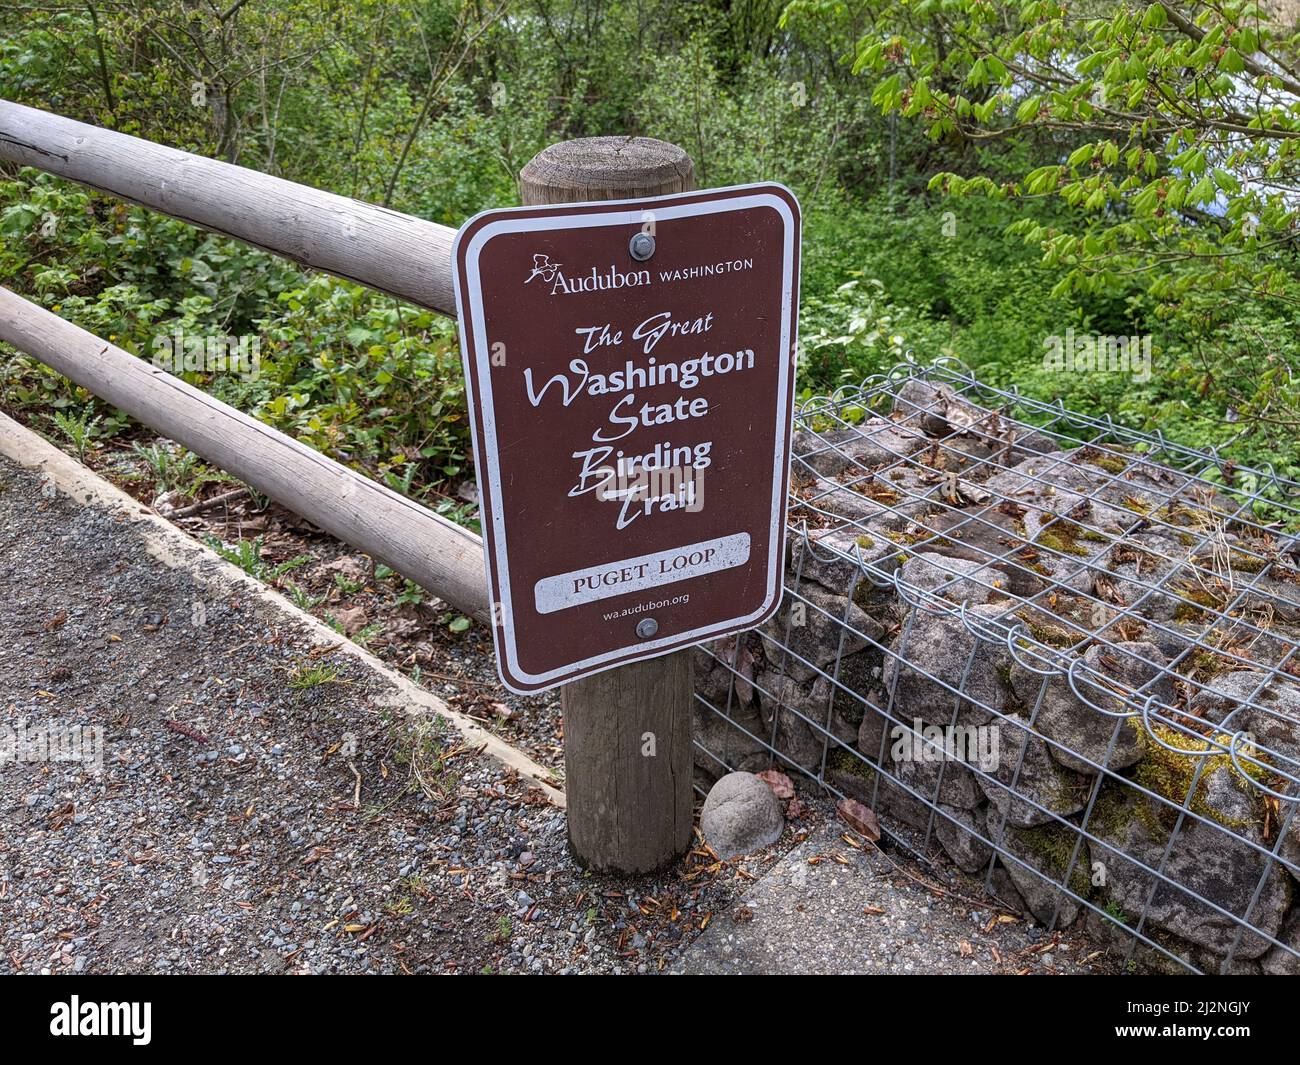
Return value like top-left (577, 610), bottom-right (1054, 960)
top-left (520, 137), bottom-right (696, 203)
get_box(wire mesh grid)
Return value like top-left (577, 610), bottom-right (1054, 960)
top-left (692, 355), bottom-right (1300, 975)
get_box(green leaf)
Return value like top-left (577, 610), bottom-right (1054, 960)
top-left (1067, 144), bottom-right (1095, 168)
top-left (1016, 96), bottom-right (1041, 123)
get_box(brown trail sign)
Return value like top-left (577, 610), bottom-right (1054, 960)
top-left (454, 183), bottom-right (801, 694)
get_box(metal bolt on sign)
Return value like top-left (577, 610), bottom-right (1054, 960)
top-left (629, 232), bottom-right (655, 261)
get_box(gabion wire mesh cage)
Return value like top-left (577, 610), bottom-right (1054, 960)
top-left (692, 355), bottom-right (1300, 975)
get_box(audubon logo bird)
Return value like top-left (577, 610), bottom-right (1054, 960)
top-left (525, 254), bottom-right (561, 285)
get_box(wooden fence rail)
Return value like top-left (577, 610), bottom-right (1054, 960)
top-left (0, 100), bottom-right (458, 315)
top-left (0, 286), bottom-right (493, 626)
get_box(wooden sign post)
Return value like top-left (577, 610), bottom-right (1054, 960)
top-left (523, 138), bottom-right (698, 874)
top-left (453, 137), bottom-right (799, 873)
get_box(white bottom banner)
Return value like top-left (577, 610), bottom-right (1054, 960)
top-left (533, 533), bottom-right (751, 614)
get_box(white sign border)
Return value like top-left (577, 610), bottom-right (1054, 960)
top-left (453, 184), bottom-right (799, 693)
